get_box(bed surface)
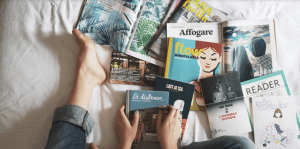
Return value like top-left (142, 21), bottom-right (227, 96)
top-left (1, 0), bottom-right (300, 148)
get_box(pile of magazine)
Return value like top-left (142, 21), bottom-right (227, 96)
top-left (76, 0), bottom-right (299, 148)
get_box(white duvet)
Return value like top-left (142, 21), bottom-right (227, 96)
top-left (1, 0), bottom-right (300, 148)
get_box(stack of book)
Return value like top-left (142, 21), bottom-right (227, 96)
top-left (76, 0), bottom-right (299, 148)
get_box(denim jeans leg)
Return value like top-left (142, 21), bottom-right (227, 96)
top-left (181, 136), bottom-right (255, 149)
top-left (45, 105), bottom-right (95, 149)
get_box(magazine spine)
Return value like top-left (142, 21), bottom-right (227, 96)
top-left (164, 37), bottom-right (173, 78)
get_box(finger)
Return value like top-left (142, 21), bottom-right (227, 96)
top-left (89, 143), bottom-right (99, 149)
top-left (132, 111), bottom-right (139, 130)
top-left (72, 29), bottom-right (86, 45)
top-left (174, 109), bottom-right (180, 119)
top-left (118, 105), bottom-right (131, 126)
top-left (165, 105), bottom-right (176, 121)
top-left (156, 110), bottom-right (163, 130)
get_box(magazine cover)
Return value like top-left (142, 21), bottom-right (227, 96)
top-left (252, 96), bottom-right (298, 148)
top-left (166, 23), bottom-right (223, 110)
top-left (76, 0), bottom-right (171, 67)
top-left (222, 19), bottom-right (277, 82)
top-left (125, 90), bottom-right (169, 148)
top-left (147, 0), bottom-right (230, 62)
top-left (109, 50), bottom-right (164, 86)
top-left (200, 71), bottom-right (252, 138)
top-left (154, 76), bottom-right (195, 139)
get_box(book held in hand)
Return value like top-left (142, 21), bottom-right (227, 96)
top-left (125, 90), bottom-right (169, 148)
top-left (252, 96), bottom-right (298, 148)
top-left (154, 76), bottom-right (195, 139)
top-left (200, 71), bottom-right (252, 138)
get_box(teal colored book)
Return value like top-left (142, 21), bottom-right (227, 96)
top-left (125, 90), bottom-right (169, 148)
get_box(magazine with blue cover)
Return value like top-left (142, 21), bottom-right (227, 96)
top-left (76, 0), bottom-right (173, 67)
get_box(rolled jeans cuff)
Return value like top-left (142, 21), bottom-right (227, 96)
top-left (52, 105), bottom-right (95, 135)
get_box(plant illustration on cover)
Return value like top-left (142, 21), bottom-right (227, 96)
top-left (130, 0), bottom-right (169, 55)
top-left (259, 108), bottom-right (294, 148)
top-left (77, 0), bottom-right (143, 53)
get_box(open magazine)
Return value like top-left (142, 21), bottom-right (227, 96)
top-left (76, 0), bottom-right (173, 67)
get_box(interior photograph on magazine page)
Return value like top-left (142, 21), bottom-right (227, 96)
top-left (222, 19), bottom-right (277, 82)
top-left (109, 50), bottom-right (164, 86)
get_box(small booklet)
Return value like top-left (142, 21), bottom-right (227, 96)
top-left (154, 76), bottom-right (195, 139)
top-left (200, 71), bottom-right (252, 138)
top-left (109, 50), bottom-right (164, 86)
top-left (252, 96), bottom-right (298, 148)
top-left (125, 90), bottom-right (169, 148)
top-left (76, 0), bottom-right (173, 67)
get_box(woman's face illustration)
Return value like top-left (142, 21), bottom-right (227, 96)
top-left (198, 47), bottom-right (221, 73)
top-left (275, 112), bottom-right (281, 118)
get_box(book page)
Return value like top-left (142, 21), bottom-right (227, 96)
top-left (222, 19), bottom-right (277, 82)
top-left (125, 0), bottom-right (172, 68)
top-left (76, 0), bottom-right (143, 53)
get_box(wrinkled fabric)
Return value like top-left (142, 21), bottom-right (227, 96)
top-left (1, 0), bottom-right (300, 149)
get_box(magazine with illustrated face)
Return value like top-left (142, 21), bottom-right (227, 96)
top-left (252, 96), bottom-right (298, 149)
top-left (200, 71), bottom-right (252, 138)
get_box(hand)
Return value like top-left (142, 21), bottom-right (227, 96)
top-left (156, 106), bottom-right (181, 149)
top-left (115, 105), bottom-right (139, 149)
top-left (72, 29), bottom-right (106, 87)
top-left (89, 143), bottom-right (99, 149)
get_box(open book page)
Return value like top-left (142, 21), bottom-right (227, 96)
top-left (76, 0), bottom-right (144, 53)
top-left (126, 0), bottom-right (172, 68)
top-left (147, 0), bottom-right (230, 62)
top-left (222, 19), bottom-right (278, 82)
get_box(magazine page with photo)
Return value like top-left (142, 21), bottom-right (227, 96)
top-left (200, 71), bottom-right (252, 138)
top-left (109, 50), bottom-right (164, 86)
top-left (252, 96), bottom-right (298, 149)
top-left (147, 0), bottom-right (230, 62)
top-left (222, 19), bottom-right (277, 82)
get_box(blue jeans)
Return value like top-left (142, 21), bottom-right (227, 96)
top-left (45, 105), bottom-right (94, 149)
top-left (45, 105), bottom-right (254, 149)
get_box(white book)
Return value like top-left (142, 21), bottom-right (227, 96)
top-left (252, 96), bottom-right (298, 148)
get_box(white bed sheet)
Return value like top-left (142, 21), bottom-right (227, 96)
top-left (1, 0), bottom-right (300, 148)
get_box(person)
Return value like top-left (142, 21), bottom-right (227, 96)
top-left (45, 29), bottom-right (255, 149)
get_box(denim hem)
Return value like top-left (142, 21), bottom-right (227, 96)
top-left (53, 105), bottom-right (95, 135)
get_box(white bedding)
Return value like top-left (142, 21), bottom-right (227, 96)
top-left (1, 0), bottom-right (300, 148)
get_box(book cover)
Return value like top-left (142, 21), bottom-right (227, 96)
top-left (200, 71), bottom-right (252, 138)
top-left (109, 50), bottom-right (164, 86)
top-left (241, 70), bottom-right (300, 138)
top-left (125, 90), bottom-right (169, 148)
top-left (222, 19), bottom-right (277, 82)
top-left (165, 37), bottom-right (223, 109)
top-left (252, 96), bottom-right (298, 148)
top-left (154, 76), bottom-right (195, 139)
top-left (147, 0), bottom-right (230, 62)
